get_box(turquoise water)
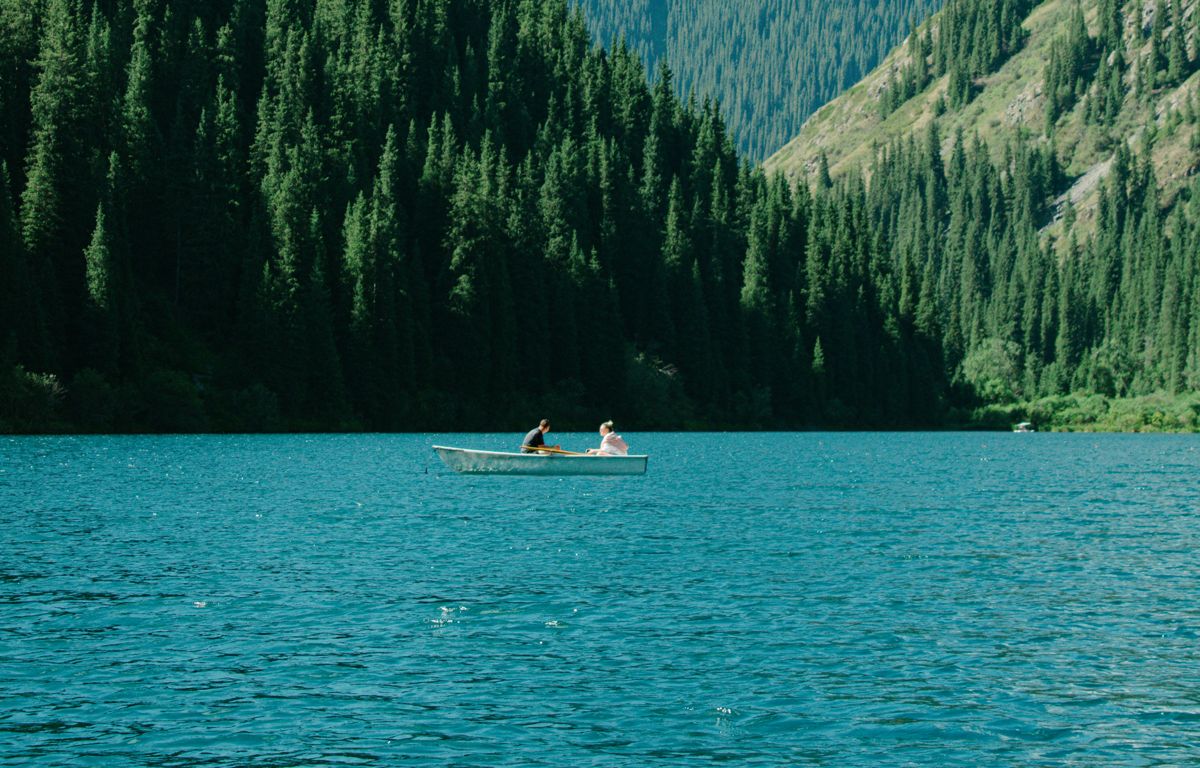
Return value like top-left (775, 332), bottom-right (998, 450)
top-left (2, 433), bottom-right (1199, 766)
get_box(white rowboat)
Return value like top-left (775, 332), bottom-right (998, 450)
top-left (433, 445), bottom-right (648, 476)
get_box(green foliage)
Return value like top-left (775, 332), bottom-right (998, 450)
top-left (578, 0), bottom-right (943, 160)
top-left (135, 370), bottom-right (209, 432)
top-left (1, 0), bottom-right (1198, 433)
top-left (1132, 0), bottom-right (1199, 94)
top-left (1043, 2), bottom-right (1094, 130)
top-left (0, 363), bottom-right (66, 432)
top-left (885, 0), bottom-right (1036, 113)
top-left (81, 202), bottom-right (120, 371)
top-left (0, 162), bottom-right (30, 358)
top-left (205, 383), bottom-right (283, 432)
top-left (1166, 0), bottom-right (1187, 85)
top-left (962, 337), bottom-right (1022, 402)
top-left (880, 23), bottom-right (934, 117)
top-left (977, 391), bottom-right (1200, 432)
top-left (932, 0), bottom-right (1033, 82)
top-left (1097, 0), bottom-right (1121, 52)
top-left (66, 367), bottom-right (116, 432)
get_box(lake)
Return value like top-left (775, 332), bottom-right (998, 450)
top-left (2, 433), bottom-right (1198, 766)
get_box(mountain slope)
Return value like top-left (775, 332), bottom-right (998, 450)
top-left (3, 0), bottom-right (1198, 434)
top-left (766, 0), bottom-right (1200, 236)
top-left (758, 0), bottom-right (1200, 426)
top-left (0, 0), bottom-right (967, 432)
top-left (577, 0), bottom-right (943, 161)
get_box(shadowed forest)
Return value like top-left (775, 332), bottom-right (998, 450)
top-left (2, 0), bottom-right (1199, 432)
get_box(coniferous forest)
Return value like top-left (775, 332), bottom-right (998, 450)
top-left (2, 0), bottom-right (1199, 433)
top-left (576, 0), bottom-right (943, 161)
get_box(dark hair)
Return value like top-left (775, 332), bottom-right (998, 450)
top-left (540, 418), bottom-right (550, 427)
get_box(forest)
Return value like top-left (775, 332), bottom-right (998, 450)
top-left (577, 0), bottom-right (943, 161)
top-left (1, 0), bottom-right (1199, 433)
top-left (832, 0), bottom-right (1200, 430)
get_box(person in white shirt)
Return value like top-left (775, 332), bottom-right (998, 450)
top-left (586, 420), bottom-right (628, 455)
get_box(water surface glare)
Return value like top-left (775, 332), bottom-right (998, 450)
top-left (2, 433), bottom-right (1199, 766)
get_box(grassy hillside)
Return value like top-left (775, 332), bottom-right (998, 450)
top-left (766, 0), bottom-right (1200, 239)
top-left (576, 0), bottom-right (943, 161)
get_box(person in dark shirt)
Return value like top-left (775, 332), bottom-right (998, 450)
top-left (522, 419), bottom-right (559, 453)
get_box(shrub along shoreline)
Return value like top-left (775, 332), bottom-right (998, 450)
top-left (971, 392), bottom-right (1200, 432)
top-left (6, 360), bottom-right (1198, 434)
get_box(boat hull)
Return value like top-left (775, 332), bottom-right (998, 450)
top-left (433, 446), bottom-right (648, 476)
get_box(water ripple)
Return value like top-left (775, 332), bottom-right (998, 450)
top-left (1, 433), bottom-right (1198, 766)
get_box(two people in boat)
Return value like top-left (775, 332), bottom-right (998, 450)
top-left (522, 418), bottom-right (628, 455)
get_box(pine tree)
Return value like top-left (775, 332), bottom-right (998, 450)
top-left (1166, 0), bottom-right (1186, 85)
top-left (342, 190), bottom-right (373, 405)
top-left (947, 58), bottom-right (972, 108)
top-left (123, 0), bottom-right (158, 177)
top-left (0, 161), bottom-right (39, 364)
top-left (1043, 1), bottom-right (1093, 130)
top-left (20, 0), bottom-right (92, 372)
top-left (370, 125), bottom-right (414, 405)
top-left (1097, 0), bottom-right (1122, 54)
top-left (810, 335), bottom-right (827, 413)
top-left (82, 203), bottom-right (119, 370)
top-left (740, 189), bottom-right (773, 319)
top-left (446, 144), bottom-right (498, 394)
top-left (1150, 0), bottom-right (1166, 88)
top-left (662, 175), bottom-right (689, 347)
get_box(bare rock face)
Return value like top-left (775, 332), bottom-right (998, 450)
top-left (1064, 158), bottom-right (1113, 208)
top-left (1005, 82), bottom-right (1043, 128)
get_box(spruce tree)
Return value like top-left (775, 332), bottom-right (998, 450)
top-left (1098, 0), bottom-right (1122, 54)
top-left (82, 203), bottom-right (119, 371)
top-left (370, 125), bottom-right (413, 405)
top-left (1150, 0), bottom-right (1166, 88)
top-left (0, 162), bottom-right (37, 363)
top-left (122, 0), bottom-right (157, 178)
top-left (662, 176), bottom-right (689, 355)
top-left (1166, 0), bottom-right (1186, 85)
top-left (20, 0), bottom-right (92, 372)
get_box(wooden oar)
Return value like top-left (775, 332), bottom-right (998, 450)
top-left (521, 445), bottom-right (586, 456)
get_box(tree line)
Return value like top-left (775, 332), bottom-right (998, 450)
top-left (874, 0), bottom-right (1200, 413)
top-left (881, 0), bottom-right (1034, 114)
top-left (578, 0), bottom-right (943, 161)
top-left (1, 0), bottom-right (1198, 433)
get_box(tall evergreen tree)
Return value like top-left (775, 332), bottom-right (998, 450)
top-left (20, 0), bottom-right (94, 372)
top-left (0, 161), bottom-right (36, 362)
top-left (1166, 0), bottom-right (1187, 85)
top-left (82, 203), bottom-right (119, 371)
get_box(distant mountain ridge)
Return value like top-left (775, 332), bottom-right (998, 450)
top-left (766, 0), bottom-right (1200, 235)
top-left (576, 0), bottom-right (943, 160)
